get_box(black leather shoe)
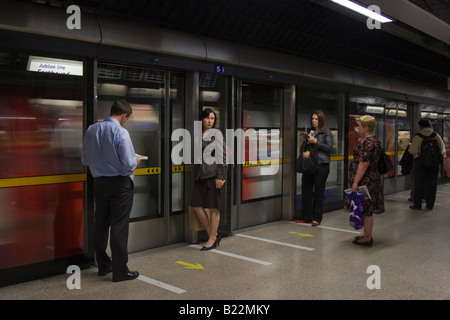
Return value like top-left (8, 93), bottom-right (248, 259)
top-left (112, 271), bottom-right (139, 282)
top-left (409, 205), bottom-right (421, 210)
top-left (98, 265), bottom-right (112, 276)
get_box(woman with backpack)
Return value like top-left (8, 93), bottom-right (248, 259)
top-left (408, 119), bottom-right (446, 211)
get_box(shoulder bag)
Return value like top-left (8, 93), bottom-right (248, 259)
top-left (296, 141), bottom-right (318, 174)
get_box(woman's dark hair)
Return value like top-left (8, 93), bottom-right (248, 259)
top-left (199, 108), bottom-right (216, 128)
top-left (310, 110), bottom-right (326, 130)
top-left (110, 99), bottom-right (132, 117)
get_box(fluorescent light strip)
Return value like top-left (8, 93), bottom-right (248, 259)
top-left (331, 0), bottom-right (392, 23)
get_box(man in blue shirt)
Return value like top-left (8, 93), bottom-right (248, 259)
top-left (82, 99), bottom-right (141, 282)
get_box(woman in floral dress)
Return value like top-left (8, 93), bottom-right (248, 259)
top-left (347, 115), bottom-right (385, 246)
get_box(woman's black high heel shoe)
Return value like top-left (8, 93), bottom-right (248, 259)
top-left (200, 242), bottom-right (216, 251)
top-left (215, 234), bottom-right (222, 247)
top-left (200, 234), bottom-right (221, 251)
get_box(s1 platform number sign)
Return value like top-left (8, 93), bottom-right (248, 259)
top-left (215, 65), bottom-right (225, 74)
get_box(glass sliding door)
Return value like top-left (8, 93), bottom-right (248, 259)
top-left (96, 63), bottom-right (185, 251)
top-left (97, 64), bottom-right (162, 220)
top-left (198, 72), bottom-right (232, 236)
top-left (236, 81), bottom-right (283, 228)
top-left (295, 88), bottom-right (345, 217)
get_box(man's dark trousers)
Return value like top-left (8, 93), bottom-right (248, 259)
top-left (94, 176), bottom-right (134, 276)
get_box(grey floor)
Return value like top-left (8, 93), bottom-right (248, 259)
top-left (1, 184), bottom-right (449, 301)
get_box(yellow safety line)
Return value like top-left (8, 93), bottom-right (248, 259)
top-left (134, 167), bottom-right (161, 175)
top-left (172, 166), bottom-right (184, 173)
top-left (2, 151), bottom-right (445, 188)
top-left (133, 165), bottom-right (184, 175)
top-left (242, 159), bottom-right (282, 167)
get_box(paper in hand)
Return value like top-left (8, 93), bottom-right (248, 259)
top-left (300, 132), bottom-right (310, 140)
top-left (135, 154), bottom-right (148, 160)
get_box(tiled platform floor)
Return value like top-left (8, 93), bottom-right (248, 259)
top-left (1, 184), bottom-right (449, 303)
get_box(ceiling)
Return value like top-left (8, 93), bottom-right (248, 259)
top-left (409, 0), bottom-right (450, 25)
top-left (27, 0), bottom-right (450, 92)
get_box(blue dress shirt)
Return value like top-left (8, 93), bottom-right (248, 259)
top-left (82, 117), bottom-right (137, 177)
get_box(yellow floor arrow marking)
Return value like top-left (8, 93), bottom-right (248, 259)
top-left (289, 231), bottom-right (313, 237)
top-left (176, 261), bottom-right (204, 269)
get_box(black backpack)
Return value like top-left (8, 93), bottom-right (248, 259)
top-left (416, 132), bottom-right (444, 167)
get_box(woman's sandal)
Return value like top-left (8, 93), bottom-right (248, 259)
top-left (352, 237), bottom-right (373, 246)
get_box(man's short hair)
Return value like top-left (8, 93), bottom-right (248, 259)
top-left (110, 99), bottom-right (132, 117)
top-left (418, 119), bottom-right (431, 128)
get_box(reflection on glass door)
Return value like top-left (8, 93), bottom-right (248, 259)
top-left (348, 95), bottom-right (412, 194)
top-left (295, 88), bottom-right (344, 216)
top-left (199, 73), bottom-right (231, 235)
top-left (391, 102), bottom-right (410, 177)
top-left (237, 81), bottom-right (283, 228)
top-left (96, 63), bottom-right (184, 250)
top-left (242, 82), bottom-right (282, 202)
top-left (97, 64), bottom-right (162, 220)
top-left (348, 95), bottom-right (394, 175)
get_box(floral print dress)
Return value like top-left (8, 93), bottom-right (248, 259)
top-left (347, 136), bottom-right (385, 216)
